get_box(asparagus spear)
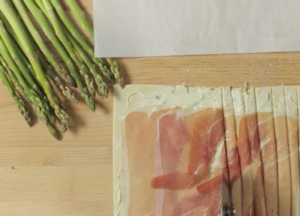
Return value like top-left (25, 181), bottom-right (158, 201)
top-left (34, 0), bottom-right (49, 17)
top-left (2, 61), bottom-right (59, 139)
top-left (44, 66), bottom-right (78, 103)
top-left (0, 15), bottom-right (72, 125)
top-left (0, 0), bottom-right (72, 126)
top-left (65, 0), bottom-right (93, 42)
top-left (63, 0), bottom-right (124, 87)
top-left (41, 0), bottom-right (95, 111)
top-left (0, 16), bottom-right (56, 125)
top-left (41, 0), bottom-right (95, 98)
top-left (24, 2), bottom-right (80, 88)
top-left (36, 0), bottom-right (115, 86)
top-left (19, 42), bottom-right (77, 103)
top-left (0, 41), bottom-right (53, 124)
top-left (49, 0), bottom-right (91, 58)
top-left (106, 58), bottom-right (125, 88)
top-left (0, 12), bottom-right (37, 80)
top-left (64, 27), bottom-right (108, 98)
top-left (0, 63), bottom-right (31, 126)
top-left (93, 57), bottom-right (115, 84)
top-left (0, 19), bottom-right (42, 94)
top-left (12, 0), bottom-right (74, 87)
top-left (48, 0), bottom-right (116, 84)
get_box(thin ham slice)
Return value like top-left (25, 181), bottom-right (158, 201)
top-left (155, 111), bottom-right (192, 216)
top-left (122, 86), bottom-right (300, 216)
top-left (171, 193), bottom-right (210, 216)
top-left (272, 86), bottom-right (292, 216)
top-left (222, 86), bottom-right (243, 216)
top-left (151, 172), bottom-right (194, 190)
top-left (151, 107), bottom-right (227, 216)
top-left (285, 86), bottom-right (299, 216)
top-left (297, 86), bottom-right (300, 216)
top-left (125, 111), bottom-right (158, 215)
top-left (232, 88), bottom-right (254, 216)
top-left (255, 87), bottom-right (279, 216)
top-left (244, 88), bottom-right (266, 216)
top-left (187, 108), bottom-right (225, 183)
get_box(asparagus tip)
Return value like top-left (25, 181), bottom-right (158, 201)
top-left (117, 76), bottom-right (125, 89)
top-left (14, 96), bottom-right (32, 126)
top-left (55, 108), bottom-right (72, 126)
top-left (33, 105), bottom-right (48, 125)
top-left (97, 81), bottom-right (108, 98)
top-left (48, 111), bottom-right (57, 124)
top-left (80, 88), bottom-right (96, 112)
top-left (60, 123), bottom-right (68, 133)
top-left (47, 124), bottom-right (59, 140)
top-left (102, 69), bottom-right (115, 83)
top-left (84, 76), bottom-right (95, 98)
top-left (66, 74), bottom-right (76, 87)
top-left (24, 112), bottom-right (32, 126)
top-left (60, 86), bottom-right (78, 103)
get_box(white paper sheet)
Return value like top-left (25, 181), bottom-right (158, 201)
top-left (94, 0), bottom-right (300, 58)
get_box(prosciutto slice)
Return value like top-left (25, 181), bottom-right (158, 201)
top-left (232, 88), bottom-right (254, 216)
top-left (243, 88), bottom-right (266, 216)
top-left (272, 86), bottom-right (292, 216)
top-left (119, 85), bottom-right (300, 216)
top-left (255, 87), bottom-right (279, 216)
top-left (151, 88), bottom-right (228, 216)
top-left (222, 86), bottom-right (243, 216)
top-left (285, 86), bottom-right (299, 216)
top-left (151, 107), bottom-right (227, 216)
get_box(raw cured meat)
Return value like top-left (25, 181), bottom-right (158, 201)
top-left (272, 86), bottom-right (292, 216)
top-left (124, 111), bottom-right (157, 215)
top-left (255, 87), bottom-right (278, 216)
top-left (150, 88), bottom-right (228, 216)
top-left (232, 88), bottom-right (254, 216)
top-left (222, 87), bottom-right (242, 216)
top-left (297, 86), bottom-right (300, 216)
top-left (113, 85), bottom-right (300, 216)
top-left (187, 108), bottom-right (225, 183)
top-left (243, 88), bottom-right (266, 216)
top-left (285, 86), bottom-right (299, 216)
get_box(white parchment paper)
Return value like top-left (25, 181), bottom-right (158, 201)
top-left (94, 0), bottom-right (300, 58)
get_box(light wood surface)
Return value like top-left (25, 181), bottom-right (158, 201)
top-left (1, 1), bottom-right (300, 216)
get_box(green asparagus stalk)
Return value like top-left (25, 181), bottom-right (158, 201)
top-left (0, 44), bottom-right (51, 124)
top-left (0, 0), bottom-right (72, 126)
top-left (41, 0), bottom-right (96, 111)
top-left (12, 0), bottom-right (74, 87)
top-left (49, 0), bottom-right (92, 58)
top-left (24, 1), bottom-right (79, 88)
top-left (2, 9), bottom-right (75, 92)
top-left (64, 27), bottom-right (108, 98)
top-left (36, 0), bottom-right (116, 87)
top-left (106, 58), bottom-right (125, 88)
top-left (47, 0), bottom-right (116, 84)
top-left (41, 0), bottom-right (95, 98)
top-left (65, 0), bottom-right (93, 42)
top-left (3, 62), bottom-right (59, 139)
top-left (0, 18), bottom-right (60, 124)
top-left (0, 19), bottom-right (42, 95)
top-left (44, 66), bottom-right (78, 103)
top-left (93, 58), bottom-right (115, 84)
top-left (0, 63), bottom-right (31, 126)
top-left (34, 0), bottom-right (50, 19)
top-left (0, 54), bottom-right (58, 138)
top-left (19, 43), bottom-right (77, 103)
top-left (0, 12), bottom-right (36, 78)
top-left (0, 19), bottom-right (56, 125)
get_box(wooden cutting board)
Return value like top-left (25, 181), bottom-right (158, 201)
top-left (1, 0), bottom-right (300, 215)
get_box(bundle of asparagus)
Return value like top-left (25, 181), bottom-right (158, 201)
top-left (0, 0), bottom-right (124, 139)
